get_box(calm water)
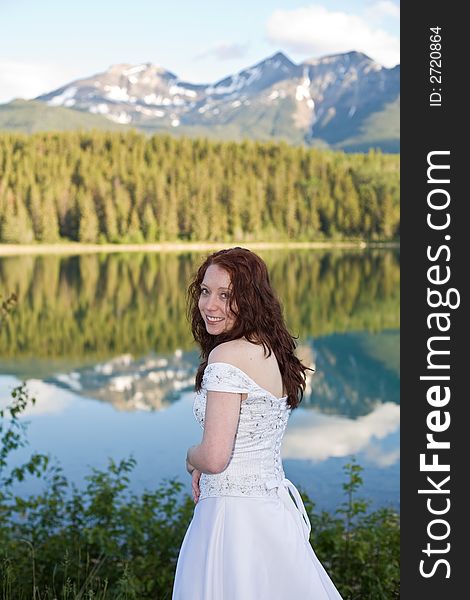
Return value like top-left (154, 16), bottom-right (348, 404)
top-left (0, 249), bottom-right (400, 512)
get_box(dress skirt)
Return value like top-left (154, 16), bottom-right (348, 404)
top-left (172, 485), bottom-right (343, 600)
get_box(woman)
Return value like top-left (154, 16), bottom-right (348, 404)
top-left (172, 247), bottom-right (343, 600)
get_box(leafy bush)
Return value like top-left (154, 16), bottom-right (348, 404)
top-left (302, 460), bottom-right (399, 599)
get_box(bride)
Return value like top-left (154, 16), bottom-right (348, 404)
top-left (172, 247), bottom-right (343, 600)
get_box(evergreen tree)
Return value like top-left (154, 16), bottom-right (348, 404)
top-left (103, 199), bottom-right (119, 243)
top-left (141, 202), bottom-right (158, 242)
top-left (113, 181), bottom-right (132, 238)
top-left (38, 190), bottom-right (60, 242)
top-left (342, 174), bottom-right (361, 235)
top-left (0, 189), bottom-right (34, 243)
top-left (27, 184), bottom-right (43, 240)
top-left (77, 188), bottom-right (99, 243)
top-left (127, 206), bottom-right (144, 243)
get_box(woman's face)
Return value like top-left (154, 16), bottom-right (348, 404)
top-left (198, 264), bottom-right (237, 335)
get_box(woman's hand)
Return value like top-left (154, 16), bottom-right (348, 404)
top-left (186, 453), bottom-right (201, 503)
top-left (191, 468), bottom-right (201, 504)
top-left (186, 455), bottom-right (195, 475)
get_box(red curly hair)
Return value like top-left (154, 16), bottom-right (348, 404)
top-left (186, 247), bottom-right (313, 409)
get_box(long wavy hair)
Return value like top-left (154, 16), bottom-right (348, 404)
top-left (186, 247), bottom-right (313, 409)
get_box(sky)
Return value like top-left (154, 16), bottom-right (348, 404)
top-left (0, 0), bottom-right (400, 104)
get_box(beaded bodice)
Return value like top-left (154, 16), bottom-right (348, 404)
top-left (193, 361), bottom-right (292, 500)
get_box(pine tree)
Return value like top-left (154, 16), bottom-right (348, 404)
top-left (141, 202), bottom-right (158, 242)
top-left (342, 174), bottom-right (361, 235)
top-left (27, 184), bottom-right (43, 241)
top-left (163, 183), bottom-right (179, 241)
top-left (103, 199), bottom-right (119, 243)
top-left (0, 189), bottom-right (34, 243)
top-left (38, 190), bottom-right (60, 242)
top-left (113, 181), bottom-right (132, 238)
top-left (126, 206), bottom-right (144, 243)
top-left (77, 188), bottom-right (99, 243)
top-left (380, 192), bottom-right (395, 239)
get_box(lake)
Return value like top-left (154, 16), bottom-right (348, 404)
top-left (0, 248), bottom-right (400, 512)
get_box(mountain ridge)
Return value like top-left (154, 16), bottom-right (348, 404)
top-left (0, 50), bottom-right (399, 152)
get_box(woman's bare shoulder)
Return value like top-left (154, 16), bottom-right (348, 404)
top-left (208, 339), bottom-right (281, 397)
top-left (208, 339), bottom-right (265, 367)
top-left (208, 338), bottom-right (262, 367)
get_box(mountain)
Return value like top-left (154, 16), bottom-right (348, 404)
top-left (35, 62), bottom-right (204, 127)
top-left (0, 51), bottom-right (399, 151)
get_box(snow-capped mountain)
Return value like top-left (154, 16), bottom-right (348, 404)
top-left (31, 50), bottom-right (399, 151)
top-left (205, 51), bottom-right (298, 97)
top-left (36, 52), bottom-right (301, 126)
top-left (37, 62), bottom-right (205, 126)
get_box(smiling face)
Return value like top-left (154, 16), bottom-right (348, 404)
top-left (198, 264), bottom-right (237, 335)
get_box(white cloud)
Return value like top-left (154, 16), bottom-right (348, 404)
top-left (0, 61), bottom-right (73, 104)
top-left (365, 1), bottom-right (400, 21)
top-left (266, 5), bottom-right (399, 67)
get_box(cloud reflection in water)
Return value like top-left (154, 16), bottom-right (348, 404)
top-left (283, 402), bottom-right (400, 465)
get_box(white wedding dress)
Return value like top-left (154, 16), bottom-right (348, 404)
top-left (172, 361), bottom-right (343, 600)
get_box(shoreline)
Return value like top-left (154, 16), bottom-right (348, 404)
top-left (0, 240), bottom-right (399, 256)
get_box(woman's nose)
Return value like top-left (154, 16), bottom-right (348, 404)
top-left (205, 294), bottom-right (220, 311)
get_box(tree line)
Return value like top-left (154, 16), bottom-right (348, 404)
top-left (0, 131), bottom-right (400, 243)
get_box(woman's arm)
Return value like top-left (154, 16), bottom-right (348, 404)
top-left (187, 389), bottom-right (241, 474)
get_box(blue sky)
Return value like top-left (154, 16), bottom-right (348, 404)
top-left (0, 0), bottom-right (399, 103)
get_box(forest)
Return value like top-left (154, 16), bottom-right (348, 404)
top-left (0, 131), bottom-right (400, 243)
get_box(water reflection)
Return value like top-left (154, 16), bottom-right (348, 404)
top-left (0, 249), bottom-right (400, 510)
top-left (2, 378), bottom-right (399, 470)
top-left (35, 330), bottom-right (399, 420)
top-left (0, 368), bottom-right (399, 511)
top-left (48, 351), bottom-right (198, 411)
top-left (284, 403), bottom-right (399, 465)
top-left (0, 250), bottom-right (399, 368)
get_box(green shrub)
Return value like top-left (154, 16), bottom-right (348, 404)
top-left (302, 460), bottom-right (399, 599)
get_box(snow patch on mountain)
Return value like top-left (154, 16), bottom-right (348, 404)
top-left (90, 103), bottom-right (110, 115)
top-left (108, 112), bottom-right (132, 124)
top-left (169, 84), bottom-right (197, 98)
top-left (104, 85), bottom-right (130, 102)
top-left (123, 64), bottom-right (148, 76)
top-left (47, 86), bottom-right (77, 107)
top-left (207, 66), bottom-right (262, 96)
